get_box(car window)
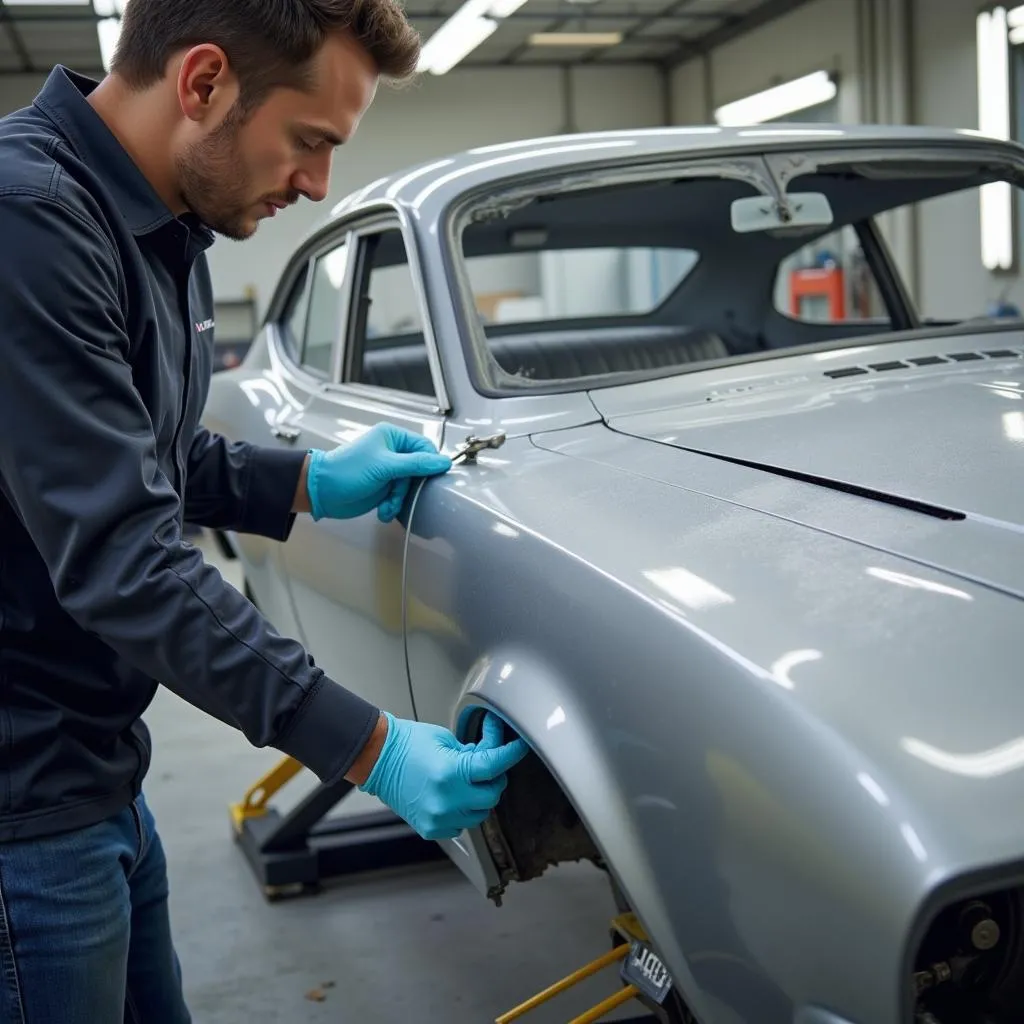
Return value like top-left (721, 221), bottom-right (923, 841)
top-left (457, 175), bottom-right (738, 386)
top-left (301, 240), bottom-right (350, 377)
top-left (348, 227), bottom-right (435, 399)
top-left (279, 265), bottom-right (310, 362)
top-left (465, 247), bottom-right (699, 324)
top-left (772, 225), bottom-right (887, 324)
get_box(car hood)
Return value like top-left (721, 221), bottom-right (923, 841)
top-left (583, 336), bottom-right (1024, 599)
top-left (591, 345), bottom-right (1023, 524)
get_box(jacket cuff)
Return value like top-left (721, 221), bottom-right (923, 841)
top-left (239, 447), bottom-right (309, 541)
top-left (275, 675), bottom-right (381, 783)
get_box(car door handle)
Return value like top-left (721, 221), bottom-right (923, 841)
top-left (270, 419), bottom-right (302, 442)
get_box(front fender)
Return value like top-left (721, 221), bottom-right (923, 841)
top-left (401, 445), bottom-right (937, 1024)
top-left (450, 646), bottom-right (714, 1024)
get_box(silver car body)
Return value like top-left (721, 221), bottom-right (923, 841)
top-left (202, 125), bottom-right (1024, 1024)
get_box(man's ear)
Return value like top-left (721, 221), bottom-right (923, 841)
top-left (175, 44), bottom-right (239, 123)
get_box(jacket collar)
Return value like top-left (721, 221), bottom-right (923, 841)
top-left (34, 65), bottom-right (214, 252)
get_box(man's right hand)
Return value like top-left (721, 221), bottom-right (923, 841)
top-left (350, 711), bottom-right (529, 840)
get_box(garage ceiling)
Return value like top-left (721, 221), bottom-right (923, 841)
top-left (0, 1), bottom-right (109, 75)
top-left (0, 0), bottom-right (810, 76)
top-left (422, 0), bottom-right (811, 68)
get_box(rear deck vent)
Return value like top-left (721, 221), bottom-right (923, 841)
top-left (823, 366), bottom-right (870, 379)
top-left (823, 346), bottom-right (1021, 381)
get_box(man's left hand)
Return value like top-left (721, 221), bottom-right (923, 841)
top-left (304, 423), bottom-right (452, 523)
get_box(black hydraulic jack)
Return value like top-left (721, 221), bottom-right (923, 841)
top-left (231, 759), bottom-right (658, 1021)
top-left (230, 756), bottom-right (447, 900)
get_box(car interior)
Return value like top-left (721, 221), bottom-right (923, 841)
top-left (348, 161), bottom-right (1012, 395)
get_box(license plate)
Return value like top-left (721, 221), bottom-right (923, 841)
top-left (620, 940), bottom-right (674, 1005)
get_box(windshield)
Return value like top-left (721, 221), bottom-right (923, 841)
top-left (453, 149), bottom-right (1024, 392)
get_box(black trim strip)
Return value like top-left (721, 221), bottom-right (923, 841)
top-left (612, 427), bottom-right (966, 521)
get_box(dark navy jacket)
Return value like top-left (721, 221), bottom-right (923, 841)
top-left (0, 67), bottom-right (379, 841)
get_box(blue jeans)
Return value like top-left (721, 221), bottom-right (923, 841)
top-left (0, 793), bottom-right (191, 1023)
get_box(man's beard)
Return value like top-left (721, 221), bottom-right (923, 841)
top-left (175, 108), bottom-right (288, 241)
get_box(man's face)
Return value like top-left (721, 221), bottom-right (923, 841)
top-left (176, 33), bottom-right (378, 239)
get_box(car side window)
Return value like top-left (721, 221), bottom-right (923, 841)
top-left (347, 227), bottom-right (435, 399)
top-left (279, 265), bottom-right (310, 362)
top-left (773, 226), bottom-right (887, 324)
top-left (300, 239), bottom-right (351, 377)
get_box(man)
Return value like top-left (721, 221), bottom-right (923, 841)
top-left (0, 1), bottom-right (529, 1020)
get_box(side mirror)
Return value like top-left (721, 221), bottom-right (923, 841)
top-left (730, 192), bottom-right (835, 234)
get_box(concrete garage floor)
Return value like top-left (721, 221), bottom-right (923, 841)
top-left (141, 535), bottom-right (646, 1024)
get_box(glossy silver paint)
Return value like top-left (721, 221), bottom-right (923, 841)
top-left (203, 126), bottom-right (1024, 1024)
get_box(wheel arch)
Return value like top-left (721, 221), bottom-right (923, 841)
top-left (450, 645), bottom-right (713, 1024)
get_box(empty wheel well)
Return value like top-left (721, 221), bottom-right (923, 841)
top-left (463, 710), bottom-right (602, 890)
top-left (460, 710), bottom-right (698, 1023)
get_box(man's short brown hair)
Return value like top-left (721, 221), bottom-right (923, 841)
top-left (111, 0), bottom-right (421, 112)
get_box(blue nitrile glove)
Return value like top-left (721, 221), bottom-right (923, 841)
top-left (306, 422), bottom-right (452, 524)
top-left (359, 711), bottom-right (530, 841)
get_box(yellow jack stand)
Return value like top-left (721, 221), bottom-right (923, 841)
top-left (496, 913), bottom-right (660, 1023)
top-left (229, 756), bottom-right (304, 834)
top-left (229, 754), bottom-right (445, 901)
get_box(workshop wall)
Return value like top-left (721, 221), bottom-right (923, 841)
top-left (669, 0), bottom-right (862, 126)
top-left (0, 74), bottom-right (50, 114)
top-left (910, 0), bottom-right (1024, 318)
top-left (668, 57), bottom-right (706, 124)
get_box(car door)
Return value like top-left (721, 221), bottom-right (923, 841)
top-left (265, 211), bottom-right (449, 719)
top-left (211, 235), bottom-right (341, 643)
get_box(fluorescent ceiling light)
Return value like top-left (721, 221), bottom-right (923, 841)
top-left (529, 31), bottom-right (622, 46)
top-left (1009, 3), bottom-right (1024, 27)
top-left (976, 7), bottom-right (1014, 270)
top-left (419, 14), bottom-right (497, 74)
top-left (97, 16), bottom-right (122, 72)
top-left (82, 0), bottom-right (128, 73)
top-left (489, 0), bottom-right (527, 16)
top-left (2, 0), bottom-right (90, 4)
top-left (418, 0), bottom-right (527, 74)
top-left (1011, 24), bottom-right (1024, 44)
top-left (978, 10), bottom-right (1012, 143)
top-left (980, 179), bottom-right (1014, 270)
top-left (714, 70), bottom-right (837, 126)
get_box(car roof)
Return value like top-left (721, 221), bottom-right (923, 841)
top-left (323, 123), bottom-right (1022, 230)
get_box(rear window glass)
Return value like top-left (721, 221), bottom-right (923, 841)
top-left (464, 247), bottom-right (699, 325)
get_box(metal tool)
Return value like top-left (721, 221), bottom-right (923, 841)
top-left (452, 431), bottom-right (507, 465)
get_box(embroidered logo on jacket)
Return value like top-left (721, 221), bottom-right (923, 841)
top-left (195, 318), bottom-right (216, 334)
